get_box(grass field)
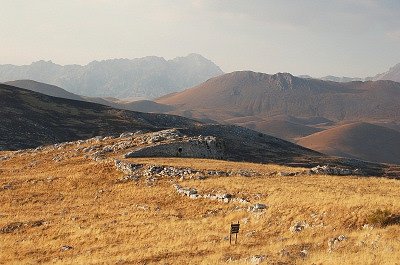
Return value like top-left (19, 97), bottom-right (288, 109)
top-left (1, 138), bottom-right (400, 264)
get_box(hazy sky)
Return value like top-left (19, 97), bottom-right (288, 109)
top-left (1, 0), bottom-right (400, 77)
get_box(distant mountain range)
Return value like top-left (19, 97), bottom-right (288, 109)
top-left (373, 63), bottom-right (400, 82)
top-left (0, 53), bottom-right (223, 99)
top-left (298, 62), bottom-right (400, 83)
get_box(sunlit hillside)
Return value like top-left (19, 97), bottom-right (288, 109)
top-left (1, 134), bottom-right (399, 264)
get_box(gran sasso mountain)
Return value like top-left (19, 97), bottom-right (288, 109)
top-left (373, 63), bottom-right (400, 83)
top-left (0, 54), bottom-right (223, 99)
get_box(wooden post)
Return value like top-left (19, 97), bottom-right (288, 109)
top-left (230, 221), bottom-right (240, 245)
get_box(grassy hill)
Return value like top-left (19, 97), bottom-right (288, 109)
top-left (1, 134), bottom-right (399, 264)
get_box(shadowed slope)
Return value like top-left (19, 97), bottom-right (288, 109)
top-left (6, 80), bottom-right (175, 114)
top-left (0, 84), bottom-right (198, 150)
top-left (297, 122), bottom-right (400, 164)
top-left (4, 80), bottom-right (84, 101)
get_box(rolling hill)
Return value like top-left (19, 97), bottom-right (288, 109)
top-left (297, 122), bottom-right (400, 164)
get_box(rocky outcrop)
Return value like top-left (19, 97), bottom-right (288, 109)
top-left (124, 135), bottom-right (224, 160)
top-left (125, 129), bottom-right (224, 159)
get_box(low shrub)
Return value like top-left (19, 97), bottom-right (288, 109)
top-left (366, 209), bottom-right (400, 227)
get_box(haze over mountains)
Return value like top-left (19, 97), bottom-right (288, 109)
top-left (3, 62), bottom-right (400, 165)
top-left (299, 62), bottom-right (400, 83)
top-left (0, 53), bottom-right (223, 99)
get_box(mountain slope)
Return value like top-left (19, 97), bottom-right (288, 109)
top-left (297, 122), bottom-right (400, 164)
top-left (373, 63), bottom-right (400, 83)
top-left (6, 80), bottom-right (176, 114)
top-left (158, 71), bottom-right (400, 122)
top-left (0, 54), bottom-right (223, 99)
top-left (0, 84), bottom-right (198, 150)
top-left (4, 80), bottom-right (84, 101)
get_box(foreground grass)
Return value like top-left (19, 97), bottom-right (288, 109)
top-left (0, 141), bottom-right (400, 264)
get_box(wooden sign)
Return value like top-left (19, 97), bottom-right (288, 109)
top-left (230, 222), bottom-right (240, 244)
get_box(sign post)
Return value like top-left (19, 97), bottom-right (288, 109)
top-left (230, 221), bottom-right (240, 245)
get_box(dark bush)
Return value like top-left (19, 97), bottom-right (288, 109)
top-left (366, 209), bottom-right (400, 227)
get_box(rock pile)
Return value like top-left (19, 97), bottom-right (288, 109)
top-left (114, 160), bottom-right (262, 183)
top-left (328, 235), bottom-right (347, 252)
top-left (249, 255), bottom-right (266, 265)
top-left (290, 221), bottom-right (309, 233)
top-left (309, 165), bottom-right (362, 176)
top-left (274, 165), bottom-right (363, 177)
top-left (114, 160), bottom-right (143, 175)
top-left (248, 203), bottom-right (268, 212)
top-left (172, 184), bottom-right (250, 204)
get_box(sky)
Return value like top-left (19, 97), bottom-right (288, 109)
top-left (1, 0), bottom-right (400, 77)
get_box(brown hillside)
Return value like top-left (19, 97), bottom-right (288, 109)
top-left (157, 71), bottom-right (400, 122)
top-left (297, 122), bottom-right (400, 164)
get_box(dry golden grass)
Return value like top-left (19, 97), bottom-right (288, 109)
top-left (1, 139), bottom-right (400, 264)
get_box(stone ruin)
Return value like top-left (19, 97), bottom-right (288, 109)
top-left (124, 129), bottom-right (225, 160)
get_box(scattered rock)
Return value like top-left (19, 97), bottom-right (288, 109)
top-left (290, 221), bottom-right (309, 233)
top-left (328, 235), bottom-right (347, 252)
top-left (173, 184), bottom-right (248, 204)
top-left (300, 249), bottom-right (308, 257)
top-left (2, 183), bottom-right (13, 190)
top-left (119, 132), bottom-right (135, 138)
top-left (114, 160), bottom-right (143, 174)
top-left (277, 171), bottom-right (298, 177)
top-left (249, 255), bottom-right (266, 264)
top-left (29, 220), bottom-right (45, 227)
top-left (0, 222), bottom-right (24, 234)
top-left (61, 245), bottom-right (73, 251)
top-left (236, 169), bottom-right (257, 177)
top-left (248, 203), bottom-right (268, 212)
top-left (118, 175), bottom-right (140, 182)
top-left (309, 165), bottom-right (362, 176)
